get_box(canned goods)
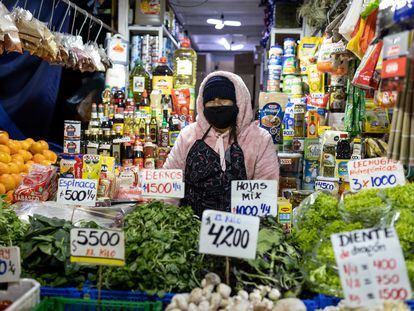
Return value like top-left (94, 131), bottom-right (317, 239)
top-left (284, 38), bottom-right (296, 56)
top-left (269, 44), bottom-right (283, 58)
top-left (282, 56), bottom-right (298, 75)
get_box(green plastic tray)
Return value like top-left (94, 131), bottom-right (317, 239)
top-left (33, 297), bottom-right (163, 311)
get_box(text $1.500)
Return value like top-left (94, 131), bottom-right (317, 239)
top-left (60, 189), bottom-right (96, 201)
top-left (71, 230), bottom-right (120, 252)
top-left (208, 223), bottom-right (249, 249)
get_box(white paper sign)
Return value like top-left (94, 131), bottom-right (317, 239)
top-left (70, 228), bottom-right (125, 266)
top-left (57, 178), bottom-right (98, 207)
top-left (231, 180), bottom-right (277, 217)
top-left (141, 169), bottom-right (185, 198)
top-left (348, 157), bottom-right (406, 192)
top-left (0, 247), bottom-right (20, 283)
top-left (331, 227), bottom-right (412, 308)
top-left (199, 210), bottom-right (259, 259)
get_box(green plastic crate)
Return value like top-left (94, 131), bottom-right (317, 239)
top-left (33, 297), bottom-right (163, 311)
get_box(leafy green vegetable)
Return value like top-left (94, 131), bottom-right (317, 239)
top-left (20, 214), bottom-right (98, 287)
top-left (103, 201), bottom-right (208, 295)
top-left (233, 218), bottom-right (303, 296)
top-left (341, 189), bottom-right (391, 228)
top-left (0, 204), bottom-right (27, 246)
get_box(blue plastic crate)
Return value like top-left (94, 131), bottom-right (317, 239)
top-left (41, 287), bottom-right (82, 299)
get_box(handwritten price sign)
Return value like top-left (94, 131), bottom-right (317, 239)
top-left (348, 157), bottom-right (405, 192)
top-left (0, 247), bottom-right (21, 283)
top-left (57, 178), bottom-right (98, 206)
top-left (231, 180), bottom-right (277, 217)
top-left (141, 169), bottom-right (185, 198)
top-left (199, 210), bottom-right (259, 259)
top-left (70, 228), bottom-right (125, 266)
top-left (331, 227), bottom-right (412, 308)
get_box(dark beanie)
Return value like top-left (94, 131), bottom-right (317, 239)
top-left (203, 76), bottom-right (236, 105)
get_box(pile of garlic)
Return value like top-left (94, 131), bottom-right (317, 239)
top-left (166, 273), bottom-right (307, 311)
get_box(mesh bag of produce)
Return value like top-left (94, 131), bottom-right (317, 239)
top-left (339, 189), bottom-right (394, 228)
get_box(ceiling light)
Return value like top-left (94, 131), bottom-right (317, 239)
top-left (207, 18), bottom-right (221, 25)
top-left (215, 23), bottom-right (224, 30)
top-left (219, 38), bottom-right (231, 50)
top-left (224, 21), bottom-right (241, 27)
top-left (231, 44), bottom-right (244, 51)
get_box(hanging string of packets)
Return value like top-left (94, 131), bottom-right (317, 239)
top-left (0, 0), bottom-right (112, 72)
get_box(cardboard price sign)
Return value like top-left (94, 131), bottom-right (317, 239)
top-left (199, 210), bottom-right (259, 259)
top-left (0, 247), bottom-right (20, 283)
top-left (348, 157), bottom-right (405, 192)
top-left (141, 169), bottom-right (185, 198)
top-left (70, 228), bottom-right (125, 266)
top-left (57, 178), bottom-right (98, 207)
top-left (231, 180), bottom-right (277, 217)
top-left (331, 227), bottom-right (412, 308)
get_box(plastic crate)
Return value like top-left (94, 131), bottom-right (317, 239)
top-left (41, 286), bottom-right (174, 304)
top-left (302, 298), bottom-right (318, 311)
top-left (0, 278), bottom-right (40, 311)
top-left (33, 297), bottom-right (162, 311)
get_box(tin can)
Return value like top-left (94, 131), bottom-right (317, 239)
top-left (64, 139), bottom-right (80, 155)
top-left (64, 120), bottom-right (81, 140)
top-left (282, 56), bottom-right (298, 75)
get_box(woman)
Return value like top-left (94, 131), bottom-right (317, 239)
top-left (164, 71), bottom-right (279, 216)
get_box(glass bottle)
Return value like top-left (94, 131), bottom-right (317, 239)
top-left (121, 141), bottom-right (134, 167)
top-left (168, 115), bottom-right (180, 147)
top-left (173, 37), bottom-right (197, 87)
top-left (89, 103), bottom-right (100, 130)
top-left (144, 124), bottom-right (156, 169)
top-left (133, 138), bottom-right (144, 169)
top-left (99, 129), bottom-right (112, 156)
top-left (87, 129), bottom-right (99, 155)
top-left (111, 129), bottom-right (122, 164)
top-left (149, 109), bottom-right (158, 144)
top-left (112, 107), bottom-right (125, 136)
top-left (152, 57), bottom-right (173, 96)
top-left (159, 103), bottom-right (169, 147)
top-left (113, 88), bottom-right (126, 109)
top-left (130, 59), bottom-right (151, 102)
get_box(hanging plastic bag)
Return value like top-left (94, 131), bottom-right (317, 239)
top-left (360, 8), bottom-right (378, 54)
top-left (339, 0), bottom-right (363, 41)
top-left (352, 41), bottom-right (383, 89)
top-left (317, 37), bottom-right (339, 73)
top-left (0, 3), bottom-right (22, 54)
top-left (346, 17), bottom-right (366, 59)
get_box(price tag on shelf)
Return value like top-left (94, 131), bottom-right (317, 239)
top-left (57, 178), bottom-right (98, 207)
top-left (70, 228), bottom-right (125, 266)
top-left (348, 157), bottom-right (406, 192)
top-left (199, 210), bottom-right (259, 259)
top-left (141, 169), bottom-right (185, 198)
top-left (331, 227), bottom-right (412, 308)
top-left (0, 247), bottom-right (20, 283)
top-left (231, 180), bottom-right (277, 217)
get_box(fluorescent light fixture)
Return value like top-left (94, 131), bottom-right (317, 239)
top-left (224, 20), bottom-right (241, 27)
top-left (207, 18), bottom-right (221, 25)
top-left (231, 44), bottom-right (244, 50)
top-left (219, 38), bottom-right (231, 50)
top-left (215, 23), bottom-right (224, 30)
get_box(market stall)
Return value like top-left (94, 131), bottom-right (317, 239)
top-left (1, 0), bottom-right (414, 310)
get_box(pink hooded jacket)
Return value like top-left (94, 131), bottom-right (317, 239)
top-left (164, 71), bottom-right (279, 180)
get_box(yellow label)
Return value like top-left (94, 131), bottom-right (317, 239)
top-left (152, 76), bottom-right (173, 95)
top-left (70, 256), bottom-right (125, 266)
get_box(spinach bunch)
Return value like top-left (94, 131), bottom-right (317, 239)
top-left (233, 218), bottom-right (304, 296)
top-left (0, 205), bottom-right (27, 246)
top-left (104, 201), bottom-right (208, 295)
top-left (20, 214), bottom-right (98, 287)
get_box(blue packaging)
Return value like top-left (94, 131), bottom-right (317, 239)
top-left (260, 102), bottom-right (284, 144)
top-left (303, 159), bottom-right (319, 190)
top-left (394, 1), bottom-right (414, 24)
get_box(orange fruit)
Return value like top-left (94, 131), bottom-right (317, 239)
top-left (0, 163), bottom-right (9, 175)
top-left (0, 132), bottom-right (9, 145)
top-left (5, 190), bottom-right (14, 203)
top-left (30, 142), bottom-right (44, 154)
top-left (8, 162), bottom-right (19, 174)
top-left (18, 150), bottom-right (32, 162)
top-left (24, 163), bottom-right (33, 173)
top-left (33, 153), bottom-right (46, 164)
top-left (0, 183), bottom-right (6, 195)
top-left (7, 140), bottom-right (20, 154)
top-left (0, 174), bottom-right (15, 191)
top-left (0, 152), bottom-right (11, 164)
top-left (20, 140), bottom-right (31, 150)
top-left (0, 145), bottom-right (10, 155)
top-left (40, 160), bottom-right (52, 166)
top-left (11, 174), bottom-right (22, 186)
top-left (43, 150), bottom-right (57, 163)
top-left (38, 140), bottom-right (49, 150)
top-left (11, 154), bottom-right (24, 164)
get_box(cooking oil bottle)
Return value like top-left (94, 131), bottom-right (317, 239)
top-left (152, 57), bottom-right (174, 96)
top-left (129, 60), bottom-right (151, 103)
top-left (173, 37), bottom-right (197, 87)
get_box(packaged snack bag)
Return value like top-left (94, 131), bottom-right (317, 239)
top-left (352, 41), bottom-right (383, 89)
top-left (308, 64), bottom-right (325, 94)
top-left (317, 37), bottom-right (339, 73)
top-left (298, 37), bottom-right (322, 75)
top-left (171, 88), bottom-right (191, 123)
top-left (82, 154), bottom-right (102, 180)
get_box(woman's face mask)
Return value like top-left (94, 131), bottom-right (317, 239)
top-left (204, 98), bottom-right (239, 129)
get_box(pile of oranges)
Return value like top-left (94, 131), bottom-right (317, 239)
top-left (0, 131), bottom-right (57, 201)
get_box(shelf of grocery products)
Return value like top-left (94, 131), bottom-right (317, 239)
top-left (128, 25), bottom-right (179, 55)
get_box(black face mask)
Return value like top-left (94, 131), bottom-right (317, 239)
top-left (203, 105), bottom-right (239, 129)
